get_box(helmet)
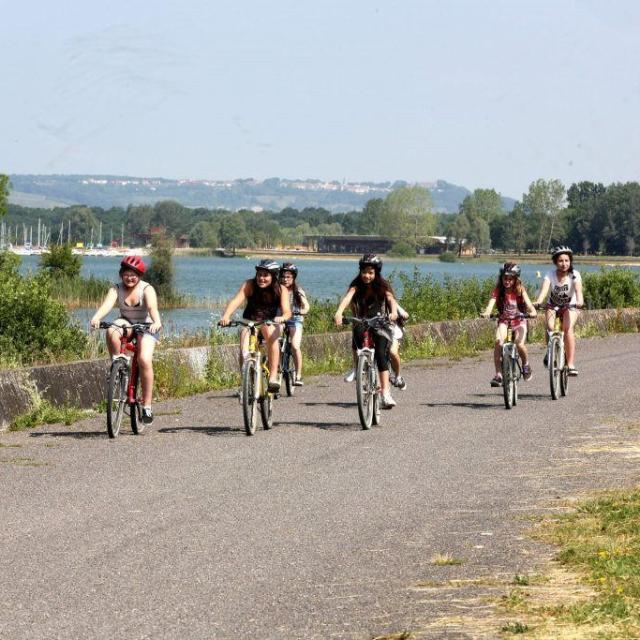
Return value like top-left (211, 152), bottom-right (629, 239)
top-left (255, 259), bottom-right (280, 275)
top-left (500, 262), bottom-right (521, 278)
top-left (551, 245), bottom-right (573, 261)
top-left (120, 255), bottom-right (146, 275)
top-left (280, 262), bottom-right (298, 278)
top-left (359, 254), bottom-right (383, 271)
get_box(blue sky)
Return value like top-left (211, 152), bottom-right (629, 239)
top-left (1, 0), bottom-right (639, 199)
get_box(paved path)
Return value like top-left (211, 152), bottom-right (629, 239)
top-left (1, 334), bottom-right (639, 639)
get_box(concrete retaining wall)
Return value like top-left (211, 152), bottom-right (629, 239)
top-left (2, 308), bottom-right (639, 430)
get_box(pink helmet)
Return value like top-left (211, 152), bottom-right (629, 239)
top-left (120, 255), bottom-right (146, 275)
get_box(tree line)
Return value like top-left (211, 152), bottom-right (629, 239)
top-left (3, 174), bottom-right (640, 255)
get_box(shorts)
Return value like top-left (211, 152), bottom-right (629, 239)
top-left (115, 318), bottom-right (160, 342)
top-left (286, 318), bottom-right (303, 330)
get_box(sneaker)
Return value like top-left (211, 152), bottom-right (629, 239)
top-left (522, 364), bottom-right (532, 381)
top-left (268, 380), bottom-right (281, 393)
top-left (293, 377), bottom-right (304, 386)
top-left (141, 408), bottom-right (154, 424)
top-left (380, 392), bottom-right (396, 409)
top-left (568, 366), bottom-right (579, 377)
top-left (234, 387), bottom-right (243, 403)
top-left (394, 375), bottom-right (407, 391)
top-left (344, 369), bottom-right (356, 383)
top-left (543, 353), bottom-right (549, 368)
top-left (490, 375), bottom-right (503, 387)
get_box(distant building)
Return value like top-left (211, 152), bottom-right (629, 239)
top-left (303, 234), bottom-right (393, 254)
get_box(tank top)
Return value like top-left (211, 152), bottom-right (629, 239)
top-left (116, 280), bottom-right (152, 323)
top-left (352, 287), bottom-right (387, 319)
top-left (243, 281), bottom-right (280, 322)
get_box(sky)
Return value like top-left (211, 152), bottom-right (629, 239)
top-left (1, 0), bottom-right (639, 199)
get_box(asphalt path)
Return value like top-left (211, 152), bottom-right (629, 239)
top-left (1, 334), bottom-right (639, 639)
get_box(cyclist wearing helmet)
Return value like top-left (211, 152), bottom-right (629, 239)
top-left (533, 246), bottom-right (584, 375)
top-left (334, 254), bottom-right (399, 409)
top-left (279, 262), bottom-right (310, 386)
top-left (219, 259), bottom-right (291, 392)
top-left (90, 255), bottom-right (162, 424)
top-left (481, 262), bottom-right (537, 387)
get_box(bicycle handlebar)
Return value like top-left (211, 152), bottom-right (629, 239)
top-left (485, 313), bottom-right (535, 320)
top-left (218, 319), bottom-right (282, 328)
top-left (342, 315), bottom-right (390, 327)
top-left (99, 321), bottom-right (152, 333)
top-left (533, 303), bottom-right (583, 311)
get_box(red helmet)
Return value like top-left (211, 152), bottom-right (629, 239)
top-left (120, 255), bottom-right (146, 275)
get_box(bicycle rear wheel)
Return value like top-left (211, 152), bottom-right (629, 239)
top-left (107, 360), bottom-right (128, 438)
top-left (129, 372), bottom-right (144, 435)
top-left (549, 338), bottom-right (561, 400)
top-left (242, 359), bottom-right (259, 436)
top-left (356, 354), bottom-right (375, 429)
top-left (501, 346), bottom-right (514, 410)
top-left (260, 366), bottom-right (273, 430)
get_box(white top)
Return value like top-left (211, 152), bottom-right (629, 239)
top-left (543, 269), bottom-right (582, 306)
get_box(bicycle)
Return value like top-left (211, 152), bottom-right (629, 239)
top-left (99, 321), bottom-right (151, 438)
top-left (279, 324), bottom-right (297, 397)
top-left (487, 313), bottom-right (532, 410)
top-left (541, 303), bottom-right (580, 400)
top-left (344, 315), bottom-right (391, 430)
top-left (221, 319), bottom-right (279, 436)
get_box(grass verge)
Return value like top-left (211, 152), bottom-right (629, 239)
top-left (495, 488), bottom-right (640, 638)
top-left (9, 400), bottom-right (92, 431)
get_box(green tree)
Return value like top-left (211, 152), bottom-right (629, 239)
top-left (39, 244), bottom-right (82, 278)
top-left (357, 198), bottom-right (386, 234)
top-left (0, 250), bottom-right (21, 276)
top-left (382, 186), bottom-right (435, 246)
top-left (62, 206), bottom-right (100, 245)
top-left (145, 232), bottom-right (175, 298)
top-left (565, 181), bottom-right (605, 254)
top-left (219, 215), bottom-right (252, 251)
top-left (189, 220), bottom-right (220, 249)
top-left (0, 174), bottom-right (9, 217)
top-left (521, 179), bottom-right (566, 252)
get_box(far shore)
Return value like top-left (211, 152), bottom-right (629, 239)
top-left (172, 247), bottom-right (640, 267)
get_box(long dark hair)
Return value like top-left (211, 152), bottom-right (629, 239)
top-left (281, 277), bottom-right (303, 308)
top-left (349, 269), bottom-right (395, 310)
top-left (248, 273), bottom-right (281, 305)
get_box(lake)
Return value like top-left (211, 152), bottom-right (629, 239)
top-left (18, 254), bottom-right (624, 334)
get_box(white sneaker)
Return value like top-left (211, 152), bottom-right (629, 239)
top-left (344, 369), bottom-right (356, 383)
top-left (381, 392), bottom-right (396, 409)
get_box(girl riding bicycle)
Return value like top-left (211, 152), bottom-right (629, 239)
top-left (219, 259), bottom-right (291, 392)
top-left (334, 254), bottom-right (399, 409)
top-left (481, 262), bottom-right (537, 387)
top-left (279, 262), bottom-right (310, 386)
top-left (90, 255), bottom-right (162, 424)
top-left (533, 245), bottom-right (584, 376)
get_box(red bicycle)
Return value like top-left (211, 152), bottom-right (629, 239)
top-left (99, 321), bottom-right (150, 438)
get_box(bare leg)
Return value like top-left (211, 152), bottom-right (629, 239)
top-left (289, 325), bottom-right (303, 378)
top-left (262, 325), bottom-right (280, 384)
top-left (138, 334), bottom-right (156, 406)
top-left (563, 310), bottom-right (578, 367)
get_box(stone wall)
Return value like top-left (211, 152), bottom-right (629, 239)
top-left (1, 308), bottom-right (638, 430)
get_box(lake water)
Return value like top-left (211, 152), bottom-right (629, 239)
top-left (18, 254), bottom-right (625, 334)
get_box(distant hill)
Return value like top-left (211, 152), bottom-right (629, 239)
top-left (8, 174), bottom-right (516, 213)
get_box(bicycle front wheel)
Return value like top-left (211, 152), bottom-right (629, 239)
top-left (260, 366), bottom-right (273, 430)
top-left (242, 359), bottom-right (259, 436)
top-left (282, 346), bottom-right (295, 397)
top-left (560, 350), bottom-right (569, 397)
top-left (356, 355), bottom-right (375, 430)
top-left (512, 357), bottom-right (519, 407)
top-left (371, 367), bottom-right (381, 426)
top-left (501, 346), bottom-right (514, 410)
top-left (549, 338), bottom-right (561, 400)
top-left (107, 360), bottom-right (128, 438)
top-left (129, 372), bottom-right (144, 435)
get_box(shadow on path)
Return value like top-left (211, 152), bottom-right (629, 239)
top-left (157, 425), bottom-right (242, 437)
top-left (29, 431), bottom-right (105, 439)
top-left (301, 401), bottom-right (355, 409)
top-left (278, 420), bottom-right (357, 431)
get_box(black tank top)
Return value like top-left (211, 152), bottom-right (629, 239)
top-left (352, 287), bottom-right (387, 318)
top-left (243, 281), bottom-right (280, 321)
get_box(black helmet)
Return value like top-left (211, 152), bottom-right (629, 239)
top-left (280, 262), bottom-right (298, 278)
top-left (551, 245), bottom-right (573, 261)
top-left (255, 259), bottom-right (280, 275)
top-left (500, 262), bottom-right (521, 278)
top-left (359, 253), bottom-right (383, 271)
